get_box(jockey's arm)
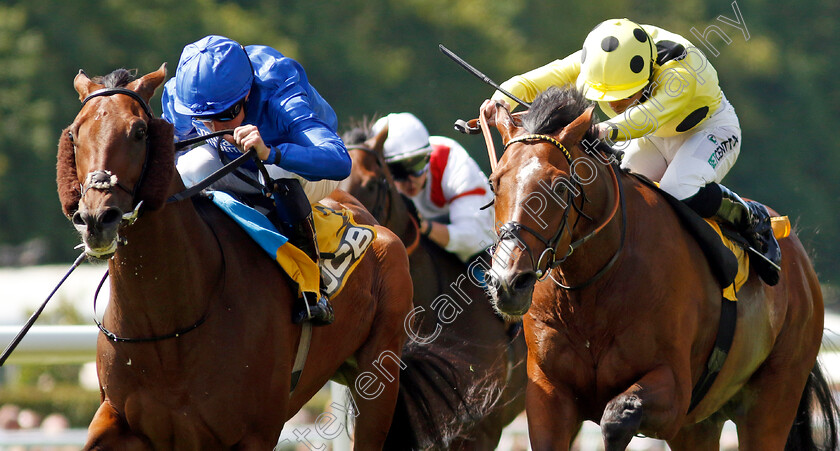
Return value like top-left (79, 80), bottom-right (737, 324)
top-left (491, 50), bottom-right (583, 111)
top-left (263, 94), bottom-right (350, 181)
top-left (600, 66), bottom-right (697, 141)
top-left (442, 194), bottom-right (497, 262)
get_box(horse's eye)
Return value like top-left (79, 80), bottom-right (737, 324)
top-left (488, 181), bottom-right (495, 194)
top-left (556, 184), bottom-right (568, 196)
top-left (135, 127), bottom-right (147, 140)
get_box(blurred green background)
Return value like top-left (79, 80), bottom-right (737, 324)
top-left (0, 0), bottom-right (837, 289)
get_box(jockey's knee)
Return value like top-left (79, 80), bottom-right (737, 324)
top-left (175, 144), bottom-right (222, 187)
top-left (681, 183), bottom-right (723, 218)
top-left (301, 179), bottom-right (339, 204)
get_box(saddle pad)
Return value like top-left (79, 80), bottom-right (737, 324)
top-left (703, 219), bottom-right (748, 301)
top-left (631, 174), bottom-right (739, 288)
top-left (210, 191), bottom-right (376, 299)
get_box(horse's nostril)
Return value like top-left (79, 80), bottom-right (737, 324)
top-left (512, 272), bottom-right (537, 291)
top-left (99, 208), bottom-right (123, 227)
top-left (72, 211), bottom-right (87, 227)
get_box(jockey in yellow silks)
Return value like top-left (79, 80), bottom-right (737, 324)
top-left (486, 18), bottom-right (781, 285)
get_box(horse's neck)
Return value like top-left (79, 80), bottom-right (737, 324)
top-left (383, 186), bottom-right (419, 248)
top-left (107, 198), bottom-right (221, 325)
top-left (552, 163), bottom-right (625, 287)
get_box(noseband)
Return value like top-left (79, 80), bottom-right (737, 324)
top-left (497, 133), bottom-right (626, 290)
top-left (74, 87), bottom-right (156, 222)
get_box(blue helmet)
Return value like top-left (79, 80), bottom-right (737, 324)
top-left (173, 35), bottom-right (253, 117)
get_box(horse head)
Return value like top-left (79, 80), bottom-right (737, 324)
top-left (485, 87), bottom-right (599, 317)
top-left (57, 64), bottom-right (176, 259)
top-left (339, 120), bottom-right (393, 223)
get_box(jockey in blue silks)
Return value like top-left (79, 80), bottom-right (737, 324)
top-left (161, 35), bottom-right (350, 326)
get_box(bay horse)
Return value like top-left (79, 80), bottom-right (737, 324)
top-left (483, 86), bottom-right (838, 450)
top-left (339, 121), bottom-right (528, 450)
top-left (57, 64), bottom-right (427, 450)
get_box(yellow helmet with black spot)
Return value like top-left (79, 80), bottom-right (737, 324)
top-left (579, 18), bottom-right (654, 102)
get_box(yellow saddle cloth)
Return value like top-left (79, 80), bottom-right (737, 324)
top-left (704, 216), bottom-right (790, 301)
top-left (275, 204), bottom-right (376, 299)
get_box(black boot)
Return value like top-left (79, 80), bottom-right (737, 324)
top-left (715, 185), bottom-right (781, 286)
top-left (268, 179), bottom-right (334, 326)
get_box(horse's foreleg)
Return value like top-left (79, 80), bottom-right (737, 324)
top-left (601, 365), bottom-right (685, 451)
top-left (666, 414), bottom-right (726, 451)
top-left (526, 362), bottom-right (581, 451)
top-left (84, 400), bottom-right (149, 451)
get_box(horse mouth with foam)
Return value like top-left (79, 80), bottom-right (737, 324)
top-left (485, 238), bottom-right (539, 319)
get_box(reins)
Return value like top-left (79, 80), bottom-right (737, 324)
top-left (498, 133), bottom-right (626, 290)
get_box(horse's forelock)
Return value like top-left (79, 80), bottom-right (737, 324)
top-left (91, 68), bottom-right (137, 88)
top-left (523, 86), bottom-right (598, 139)
top-left (136, 118), bottom-right (176, 211)
top-left (56, 127), bottom-right (81, 218)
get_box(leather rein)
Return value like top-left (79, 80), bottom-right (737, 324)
top-left (75, 88), bottom-right (254, 343)
top-left (494, 133), bottom-right (626, 291)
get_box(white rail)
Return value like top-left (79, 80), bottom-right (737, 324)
top-left (1, 312), bottom-right (839, 450)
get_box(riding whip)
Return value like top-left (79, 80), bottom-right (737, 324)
top-left (0, 251), bottom-right (86, 367)
top-left (438, 44), bottom-right (531, 109)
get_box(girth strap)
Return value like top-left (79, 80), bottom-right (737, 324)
top-left (687, 297), bottom-right (737, 413)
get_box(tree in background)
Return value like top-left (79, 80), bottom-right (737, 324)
top-left (0, 0), bottom-right (837, 287)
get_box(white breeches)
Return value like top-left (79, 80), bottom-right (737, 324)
top-left (175, 144), bottom-right (338, 204)
top-left (619, 96), bottom-right (742, 200)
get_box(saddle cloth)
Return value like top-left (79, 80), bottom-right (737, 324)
top-left (632, 174), bottom-right (789, 301)
top-left (209, 191), bottom-right (376, 299)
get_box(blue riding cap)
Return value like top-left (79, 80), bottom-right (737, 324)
top-left (173, 35), bottom-right (253, 117)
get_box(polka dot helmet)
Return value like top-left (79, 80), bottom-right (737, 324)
top-left (579, 18), bottom-right (654, 102)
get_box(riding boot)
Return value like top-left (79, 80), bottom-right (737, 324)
top-left (714, 185), bottom-right (781, 286)
top-left (286, 214), bottom-right (335, 326)
top-left (269, 179), bottom-right (334, 326)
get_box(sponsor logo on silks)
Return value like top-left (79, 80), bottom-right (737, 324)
top-left (707, 134), bottom-right (718, 144)
top-left (320, 213), bottom-right (375, 297)
top-left (708, 135), bottom-right (739, 169)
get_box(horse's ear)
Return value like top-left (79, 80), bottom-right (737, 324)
top-left (494, 105), bottom-right (520, 145)
top-left (128, 63), bottom-right (167, 103)
top-left (366, 123), bottom-right (388, 160)
top-left (558, 106), bottom-right (595, 145)
top-left (73, 70), bottom-right (102, 102)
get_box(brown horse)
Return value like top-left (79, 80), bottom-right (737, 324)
top-left (339, 121), bottom-right (528, 450)
top-left (57, 65), bottom-right (421, 450)
top-left (483, 86), bottom-right (838, 450)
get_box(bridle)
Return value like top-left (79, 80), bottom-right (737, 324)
top-left (73, 88), bottom-right (158, 224)
top-left (496, 133), bottom-right (626, 290)
top-left (346, 145), bottom-right (391, 223)
top-left (346, 144), bottom-right (421, 255)
top-left (71, 87), bottom-right (241, 343)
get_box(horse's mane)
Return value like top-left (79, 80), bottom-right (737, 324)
top-left (341, 116), bottom-right (380, 145)
top-left (521, 85), bottom-right (615, 155)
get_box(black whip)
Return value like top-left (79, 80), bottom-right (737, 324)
top-left (0, 251), bottom-right (87, 367)
top-left (438, 44), bottom-right (531, 109)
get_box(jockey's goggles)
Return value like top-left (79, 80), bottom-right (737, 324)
top-left (199, 98), bottom-right (245, 122)
top-left (388, 154), bottom-right (430, 181)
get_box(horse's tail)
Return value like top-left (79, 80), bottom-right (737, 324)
top-left (384, 341), bottom-right (497, 450)
top-left (785, 359), bottom-right (840, 451)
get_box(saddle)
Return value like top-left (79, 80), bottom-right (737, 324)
top-left (207, 191), bottom-right (376, 299)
